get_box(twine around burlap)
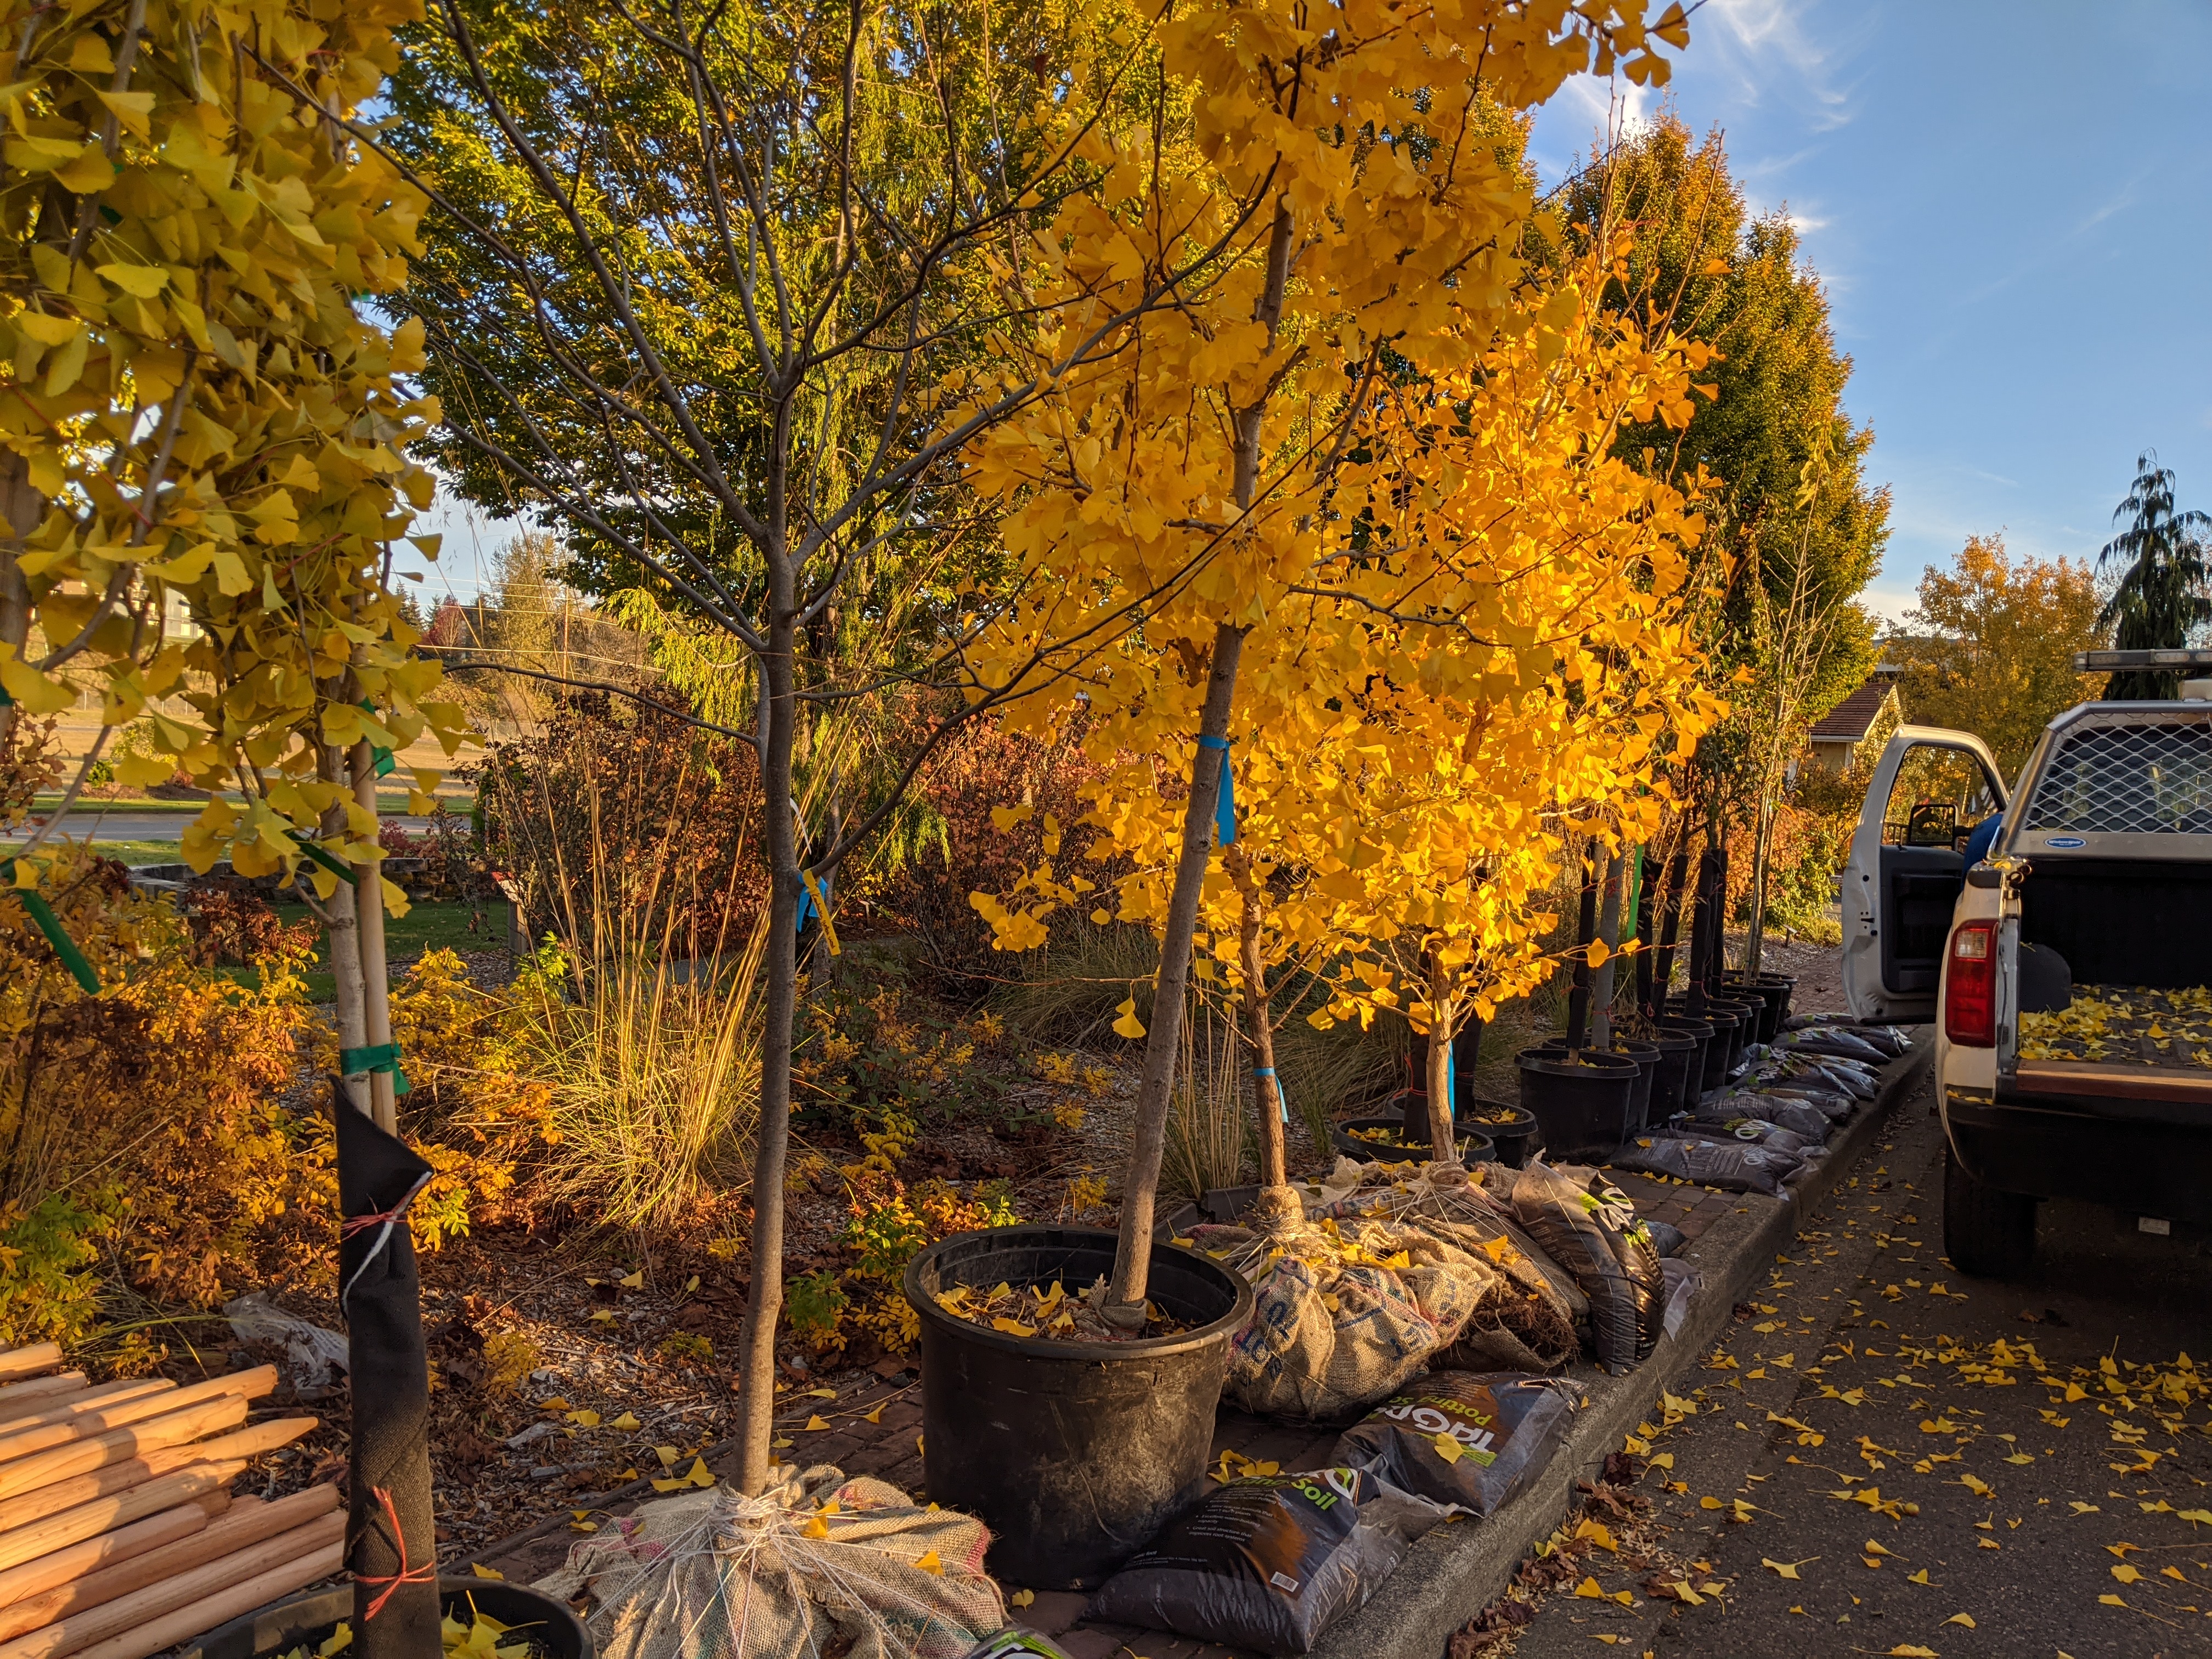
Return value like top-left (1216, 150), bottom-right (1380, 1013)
top-left (537, 1465), bottom-right (1005, 1659)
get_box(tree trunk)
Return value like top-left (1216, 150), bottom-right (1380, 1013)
top-left (1228, 850), bottom-right (1287, 1190)
top-left (319, 749), bottom-right (370, 1116)
top-left (1633, 843), bottom-right (1658, 1022)
top-left (1651, 843), bottom-right (1690, 1017)
top-left (1683, 833), bottom-right (1716, 1019)
top-left (1564, 851), bottom-right (1600, 1049)
top-left (1745, 794), bottom-right (1775, 975)
top-left (1590, 847), bottom-right (1623, 1048)
top-left (0, 453), bottom-right (41, 755)
top-left (1424, 953), bottom-right (1457, 1162)
top-left (350, 740), bottom-right (397, 1134)
top-left (1107, 622), bottom-right (1246, 1311)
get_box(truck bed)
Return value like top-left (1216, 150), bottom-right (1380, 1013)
top-left (2017, 984), bottom-right (2212, 1104)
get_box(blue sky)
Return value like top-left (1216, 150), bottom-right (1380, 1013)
top-left (1527, 0), bottom-right (2212, 623)
top-left (414, 1), bottom-right (2212, 623)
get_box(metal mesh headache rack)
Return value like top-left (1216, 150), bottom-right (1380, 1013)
top-left (2021, 711), bottom-right (2212, 834)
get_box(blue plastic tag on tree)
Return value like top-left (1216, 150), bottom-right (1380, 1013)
top-left (1197, 734), bottom-right (1235, 845)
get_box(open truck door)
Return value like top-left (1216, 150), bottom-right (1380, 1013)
top-left (1842, 726), bottom-right (2008, 1022)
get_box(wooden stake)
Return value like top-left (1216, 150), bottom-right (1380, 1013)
top-left (0, 1370), bottom-right (269, 1468)
top-left (0, 1488), bottom-right (334, 1639)
top-left (351, 737), bottom-right (398, 1134)
top-left (58, 1538), bottom-right (346, 1659)
top-left (0, 1384), bottom-right (171, 1446)
top-left (0, 1352), bottom-right (58, 1387)
top-left (0, 1383), bottom-right (87, 1420)
top-left (0, 1395), bottom-right (250, 1503)
top-left (0, 1414), bottom-right (306, 1543)
top-left (0, 1464), bottom-right (242, 1576)
top-left (0, 1498), bottom-right (224, 1614)
top-left (0, 1510), bottom-right (346, 1659)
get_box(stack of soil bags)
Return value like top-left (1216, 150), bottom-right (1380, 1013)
top-left (538, 1463), bottom-right (1004, 1659)
top-left (0, 1345), bottom-right (330, 1659)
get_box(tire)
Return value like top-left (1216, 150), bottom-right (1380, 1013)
top-left (1944, 1143), bottom-right (2037, 1278)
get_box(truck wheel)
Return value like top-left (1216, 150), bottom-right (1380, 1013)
top-left (1944, 1144), bottom-right (2036, 1278)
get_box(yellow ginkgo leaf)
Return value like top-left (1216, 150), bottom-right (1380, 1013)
top-left (2110, 1564), bottom-right (2142, 1584)
top-left (608, 1411), bottom-right (641, 1431)
top-left (1009, 1589), bottom-right (1034, 1608)
top-left (1573, 1576), bottom-right (1606, 1599)
top-left (1761, 1558), bottom-right (1803, 1581)
top-left (656, 1444), bottom-right (681, 1468)
top-left (1906, 1567), bottom-right (1931, 1585)
top-left (805, 1415), bottom-right (832, 1431)
top-left (1433, 1435), bottom-right (1463, 1466)
top-left (807, 1387), bottom-right (837, 1399)
top-left (914, 1550), bottom-right (943, 1575)
top-left (1944, 1613), bottom-right (1976, 1628)
top-left (1113, 997), bottom-right (1146, 1039)
top-left (619, 1269), bottom-right (645, 1289)
top-left (471, 1563), bottom-right (504, 1579)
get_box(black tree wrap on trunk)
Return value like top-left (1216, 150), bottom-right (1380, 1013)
top-left (337, 1092), bottom-right (441, 1652)
top-left (1684, 842), bottom-right (1718, 1018)
top-left (1650, 846), bottom-right (1690, 1018)
top-left (1709, 837), bottom-right (1731, 998)
top-left (1633, 848), bottom-right (1660, 1020)
top-left (1564, 856), bottom-right (1600, 1051)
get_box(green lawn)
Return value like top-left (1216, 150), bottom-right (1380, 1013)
top-left (221, 900), bottom-right (501, 1002)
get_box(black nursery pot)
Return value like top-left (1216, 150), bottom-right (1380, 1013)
top-left (180, 1579), bottom-right (592, 1659)
top-left (1515, 1047), bottom-right (1639, 1163)
top-left (1710, 995), bottom-right (1765, 1069)
top-left (1677, 1002), bottom-right (1737, 1090)
top-left (1647, 1020), bottom-right (1709, 1119)
top-left (904, 1225), bottom-right (1253, 1590)
top-left (1332, 1116), bottom-right (1494, 1165)
top-left (1462, 1101), bottom-right (1540, 1169)
top-left (1533, 1039), bottom-right (1659, 1136)
top-left (1723, 973), bottom-right (1797, 1043)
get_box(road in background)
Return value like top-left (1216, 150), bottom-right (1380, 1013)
top-left (1490, 1076), bottom-right (2212, 1658)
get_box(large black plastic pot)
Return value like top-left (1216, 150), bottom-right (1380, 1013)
top-left (1678, 1002), bottom-right (1737, 1090)
top-left (1462, 1101), bottom-right (1539, 1168)
top-left (1647, 1019), bottom-right (1709, 1119)
top-left (1710, 995), bottom-right (1764, 1069)
top-left (1724, 973), bottom-right (1796, 1043)
top-left (1515, 1048), bottom-right (1638, 1162)
top-left (905, 1225), bottom-right (1253, 1589)
top-left (1533, 1039), bottom-right (1658, 1136)
top-left (180, 1578), bottom-right (591, 1659)
top-left (1331, 1116), bottom-right (1493, 1164)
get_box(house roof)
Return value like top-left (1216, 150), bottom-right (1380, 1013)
top-left (1808, 678), bottom-right (1897, 743)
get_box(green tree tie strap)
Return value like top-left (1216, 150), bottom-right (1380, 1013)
top-left (341, 1041), bottom-right (412, 1097)
top-left (0, 860), bottom-right (99, 994)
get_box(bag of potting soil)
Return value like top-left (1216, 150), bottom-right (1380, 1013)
top-left (538, 1464), bottom-right (1003, 1659)
top-left (962, 1632), bottom-right (1071, 1659)
top-left (1508, 1163), bottom-right (1656, 1373)
top-left (1609, 1134), bottom-right (1795, 1197)
top-left (1644, 1219), bottom-right (1686, 1259)
top-left (1778, 1028), bottom-right (1888, 1064)
top-left (1313, 1163), bottom-right (1582, 1373)
top-left (1584, 1172), bottom-right (1666, 1367)
top-left (1697, 1093), bottom-right (1831, 1141)
top-left (1192, 1212), bottom-right (1492, 1420)
top-left (1329, 1370), bottom-right (1582, 1515)
top-left (1085, 1466), bottom-right (1447, 1655)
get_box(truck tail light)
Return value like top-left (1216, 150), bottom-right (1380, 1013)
top-left (1945, 921), bottom-right (1996, 1047)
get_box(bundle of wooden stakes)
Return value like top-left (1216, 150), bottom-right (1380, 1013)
top-left (0, 1342), bottom-right (339, 1659)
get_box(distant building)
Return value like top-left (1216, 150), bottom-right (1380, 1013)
top-left (1806, 670), bottom-right (1903, 775)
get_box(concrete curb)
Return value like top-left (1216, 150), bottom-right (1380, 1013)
top-left (1307, 1030), bottom-right (1934, 1659)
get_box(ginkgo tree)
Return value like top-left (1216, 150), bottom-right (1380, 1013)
top-left (961, 0), bottom-right (1698, 1309)
top-left (4, 1), bottom-right (466, 1647)
top-left (977, 253), bottom-right (1722, 1195)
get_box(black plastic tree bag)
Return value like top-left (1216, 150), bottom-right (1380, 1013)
top-left (1086, 1467), bottom-right (1444, 1654)
top-left (336, 1090), bottom-right (441, 1651)
top-left (1508, 1164), bottom-right (1657, 1372)
top-left (1329, 1371), bottom-right (1582, 1514)
top-left (1697, 1093), bottom-right (1832, 1139)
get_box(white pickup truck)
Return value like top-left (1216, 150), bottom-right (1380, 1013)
top-left (1840, 651), bottom-right (2212, 1277)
